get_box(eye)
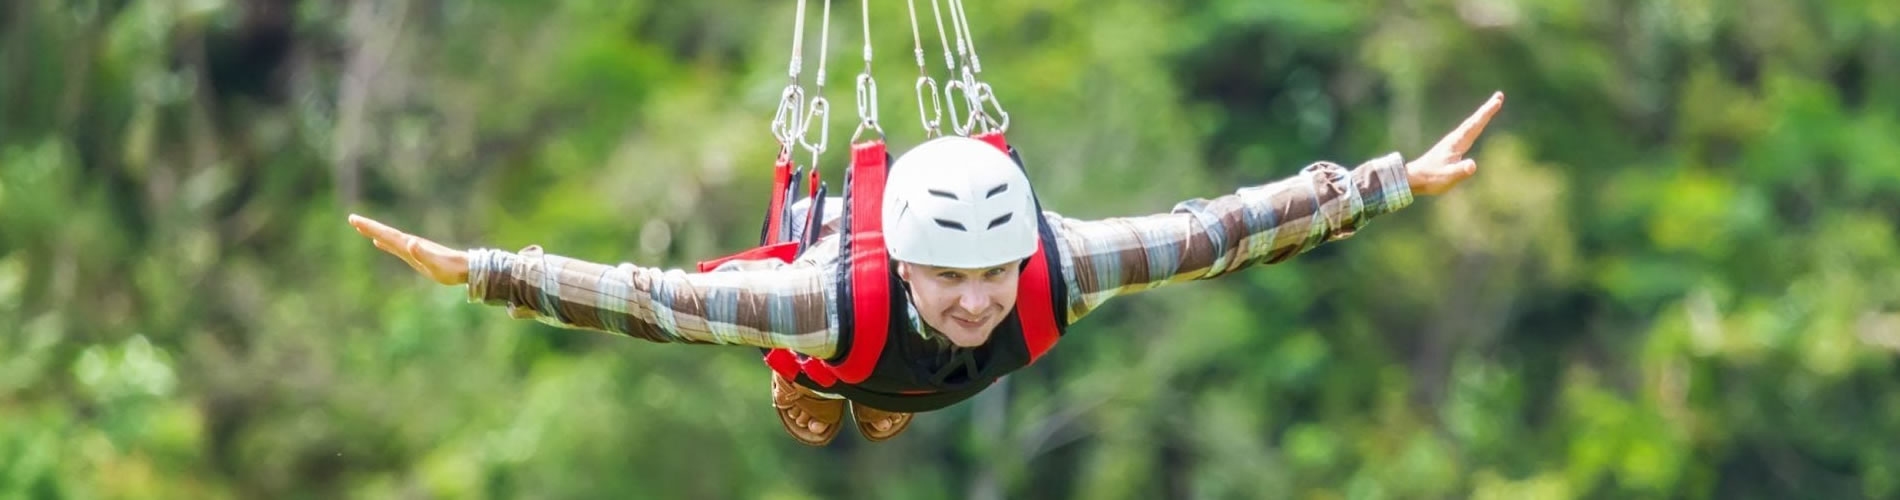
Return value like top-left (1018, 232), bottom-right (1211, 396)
top-left (936, 271), bottom-right (963, 281)
top-left (984, 267), bottom-right (1007, 279)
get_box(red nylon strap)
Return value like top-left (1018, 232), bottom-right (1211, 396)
top-left (974, 131), bottom-right (1008, 152)
top-left (763, 153), bottom-right (795, 244)
top-left (828, 139), bottom-right (892, 384)
top-left (799, 357), bottom-right (838, 386)
top-left (763, 349), bottom-right (801, 380)
top-left (754, 150), bottom-right (807, 382)
top-left (972, 131), bottom-right (1060, 362)
top-left (694, 241), bottom-right (800, 273)
top-left (1017, 244), bottom-right (1059, 361)
top-left (705, 152), bottom-right (799, 273)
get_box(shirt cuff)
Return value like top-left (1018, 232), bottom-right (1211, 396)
top-left (1356, 152), bottom-right (1415, 218)
top-left (466, 248), bottom-right (507, 306)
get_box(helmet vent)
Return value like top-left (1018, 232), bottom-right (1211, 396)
top-left (985, 184), bottom-right (1009, 198)
top-left (987, 213), bottom-right (1013, 230)
top-left (933, 219), bottom-right (968, 231)
top-left (928, 189), bottom-right (960, 200)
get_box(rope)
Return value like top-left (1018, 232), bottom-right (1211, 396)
top-left (798, 0), bottom-right (835, 169)
top-left (772, 0), bottom-right (811, 153)
top-left (853, 0), bottom-right (882, 142)
top-left (906, 0), bottom-right (944, 136)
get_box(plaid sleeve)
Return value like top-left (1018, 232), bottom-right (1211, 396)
top-left (464, 245), bottom-right (841, 359)
top-left (1049, 152), bottom-right (1414, 322)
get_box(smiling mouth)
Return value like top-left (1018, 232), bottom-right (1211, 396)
top-left (952, 316), bottom-right (986, 328)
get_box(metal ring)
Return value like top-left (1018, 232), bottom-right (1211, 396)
top-left (772, 86), bottom-right (806, 146)
top-left (944, 80), bottom-right (976, 136)
top-left (856, 73), bottom-right (880, 128)
top-left (798, 97), bottom-right (832, 155)
top-left (976, 83), bottom-right (1009, 133)
top-left (915, 76), bottom-right (943, 137)
top-left (852, 120), bottom-right (883, 143)
top-left (853, 75), bottom-right (884, 143)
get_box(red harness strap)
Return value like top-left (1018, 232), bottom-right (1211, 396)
top-left (1016, 241), bottom-right (1060, 363)
top-left (694, 241), bottom-right (801, 273)
top-left (828, 140), bottom-right (894, 384)
top-left (763, 133), bottom-right (1062, 390)
top-left (973, 131), bottom-right (1009, 154)
top-left (695, 151), bottom-right (801, 272)
top-left (763, 152), bottom-right (796, 243)
top-left (972, 131), bottom-right (1061, 363)
top-left (761, 139), bottom-right (892, 387)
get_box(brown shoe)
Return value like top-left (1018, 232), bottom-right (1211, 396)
top-left (849, 402), bottom-right (915, 442)
top-left (771, 372), bottom-right (845, 446)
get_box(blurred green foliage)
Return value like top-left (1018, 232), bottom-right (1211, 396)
top-left (3, 0), bottom-right (1899, 498)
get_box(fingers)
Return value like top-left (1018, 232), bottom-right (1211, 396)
top-left (351, 213), bottom-right (435, 257)
top-left (372, 238), bottom-right (428, 275)
top-left (356, 213), bottom-right (426, 268)
top-left (1411, 158), bottom-right (1480, 197)
top-left (401, 232), bottom-right (423, 256)
top-left (352, 213), bottom-right (469, 285)
top-left (1435, 91), bottom-right (1506, 155)
top-left (354, 215), bottom-right (408, 255)
top-left (349, 214), bottom-right (407, 247)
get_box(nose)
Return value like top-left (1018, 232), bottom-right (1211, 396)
top-left (957, 289), bottom-right (987, 316)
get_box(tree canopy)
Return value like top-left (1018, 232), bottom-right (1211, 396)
top-left (3, 0), bottom-right (1898, 498)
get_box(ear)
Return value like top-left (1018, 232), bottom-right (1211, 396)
top-left (895, 261), bottom-right (912, 282)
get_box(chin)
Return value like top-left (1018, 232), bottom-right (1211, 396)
top-left (943, 327), bottom-right (993, 347)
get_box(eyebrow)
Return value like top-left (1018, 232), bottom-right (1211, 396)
top-left (928, 265), bottom-right (1010, 275)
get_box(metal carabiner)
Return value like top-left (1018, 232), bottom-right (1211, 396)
top-left (943, 79), bottom-right (976, 136)
top-left (953, 66), bottom-right (988, 135)
top-left (852, 73), bottom-right (883, 142)
top-left (914, 75), bottom-right (944, 137)
top-left (798, 96), bottom-right (832, 158)
top-left (771, 86), bottom-right (806, 148)
top-left (975, 82), bottom-right (1009, 133)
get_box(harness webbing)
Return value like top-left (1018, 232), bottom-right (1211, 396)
top-left (765, 154), bottom-right (796, 244)
top-left (973, 131), bottom-right (1059, 363)
top-left (753, 137), bottom-right (891, 388)
top-left (704, 131), bottom-right (1061, 402)
top-left (830, 139), bottom-right (893, 384)
top-left (696, 151), bottom-right (804, 274)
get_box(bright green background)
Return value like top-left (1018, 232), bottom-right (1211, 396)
top-left (4, 0), bottom-right (1899, 498)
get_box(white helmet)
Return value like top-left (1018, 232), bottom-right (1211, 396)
top-left (882, 136), bottom-right (1039, 269)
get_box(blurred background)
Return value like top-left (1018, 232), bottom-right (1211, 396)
top-left (4, 0), bottom-right (1899, 498)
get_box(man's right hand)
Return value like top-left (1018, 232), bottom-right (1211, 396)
top-left (349, 214), bottom-right (471, 286)
top-left (1407, 91), bottom-right (1505, 196)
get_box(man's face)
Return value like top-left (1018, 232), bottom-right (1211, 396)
top-left (897, 260), bottom-right (1023, 347)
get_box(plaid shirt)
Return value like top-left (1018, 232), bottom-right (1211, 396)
top-left (466, 153), bottom-right (1414, 359)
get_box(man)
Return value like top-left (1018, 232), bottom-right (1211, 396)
top-left (349, 91), bottom-right (1505, 446)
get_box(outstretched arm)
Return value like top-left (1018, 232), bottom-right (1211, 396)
top-left (1054, 91), bottom-right (1504, 322)
top-left (1048, 152), bottom-right (1410, 321)
top-left (348, 215), bottom-right (841, 358)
